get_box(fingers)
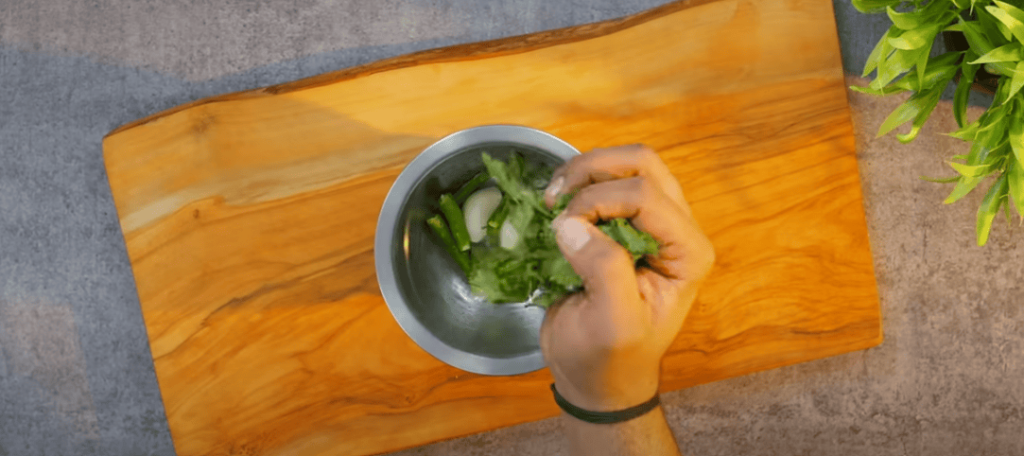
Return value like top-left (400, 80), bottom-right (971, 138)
top-left (561, 177), bottom-right (715, 283)
top-left (551, 216), bottom-right (640, 305)
top-left (550, 216), bottom-right (649, 336)
top-left (545, 144), bottom-right (688, 213)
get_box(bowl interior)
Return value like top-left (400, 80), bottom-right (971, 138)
top-left (391, 143), bottom-right (564, 360)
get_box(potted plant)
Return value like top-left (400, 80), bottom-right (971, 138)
top-left (851, 0), bottom-right (1024, 246)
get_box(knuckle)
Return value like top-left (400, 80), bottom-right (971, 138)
top-left (632, 176), bottom-right (659, 204)
top-left (633, 175), bottom-right (653, 194)
top-left (634, 144), bottom-right (659, 164)
top-left (566, 184), bottom-right (601, 213)
top-left (573, 152), bottom-right (601, 174)
top-left (554, 160), bottom-right (580, 182)
top-left (635, 146), bottom-right (667, 176)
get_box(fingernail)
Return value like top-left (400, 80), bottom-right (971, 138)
top-left (553, 216), bottom-right (590, 253)
top-left (545, 176), bottom-right (564, 201)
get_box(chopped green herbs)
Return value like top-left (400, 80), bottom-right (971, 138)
top-left (424, 152), bottom-right (659, 308)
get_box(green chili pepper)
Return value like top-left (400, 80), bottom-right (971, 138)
top-left (454, 172), bottom-right (490, 205)
top-left (426, 215), bottom-right (471, 275)
top-left (439, 193), bottom-right (472, 251)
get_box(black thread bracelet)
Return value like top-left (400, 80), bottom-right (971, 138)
top-left (550, 383), bottom-right (660, 425)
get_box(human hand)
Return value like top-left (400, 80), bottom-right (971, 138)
top-left (540, 144), bottom-right (715, 412)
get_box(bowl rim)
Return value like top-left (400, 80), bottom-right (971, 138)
top-left (374, 124), bottom-right (580, 376)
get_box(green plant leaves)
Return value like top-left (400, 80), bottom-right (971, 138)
top-left (1005, 187), bottom-right (1015, 227)
top-left (886, 1), bottom-right (950, 31)
top-left (853, 0), bottom-right (902, 14)
top-left (876, 89), bottom-right (936, 138)
top-left (987, 2), bottom-right (1024, 44)
top-left (978, 4), bottom-right (1014, 46)
top-left (947, 118), bottom-right (982, 140)
top-left (966, 101), bottom-right (1011, 166)
top-left (897, 88), bottom-right (944, 143)
top-left (1009, 61), bottom-right (1024, 102)
top-left (1009, 154), bottom-right (1024, 217)
top-left (1009, 100), bottom-right (1024, 218)
top-left (963, 16), bottom-right (1017, 75)
top-left (968, 43), bottom-right (1023, 64)
top-left (854, 0), bottom-right (1024, 246)
top-left (977, 173), bottom-right (1009, 245)
top-left (913, 37), bottom-right (937, 89)
top-left (968, 42), bottom-right (1021, 85)
top-left (876, 62), bottom-right (955, 142)
top-left (850, 84), bottom-right (909, 96)
top-left (991, 74), bottom-right (1013, 106)
top-left (1007, 101), bottom-right (1024, 190)
top-left (866, 13), bottom-right (960, 90)
top-left (883, 22), bottom-right (944, 88)
top-left (998, 21), bottom-right (1015, 42)
top-left (945, 175), bottom-right (987, 204)
top-left (956, 80), bottom-right (1018, 134)
top-left (1010, 100), bottom-right (1024, 164)
top-left (962, 20), bottom-right (998, 55)
top-left (993, 1), bottom-right (1024, 34)
top-left (946, 103), bottom-right (1012, 205)
top-left (873, 47), bottom-right (925, 89)
top-left (993, 0), bottom-right (1024, 23)
top-left (864, 25), bottom-right (898, 78)
top-left (887, 6), bottom-right (925, 30)
top-left (919, 51), bottom-right (966, 88)
top-left (950, 161), bottom-right (996, 176)
top-left (900, 51), bottom-right (961, 93)
top-left (888, 24), bottom-right (942, 50)
top-left (854, 51), bottom-right (958, 95)
top-left (920, 174), bottom-right (963, 183)
top-left (955, 52), bottom-right (983, 128)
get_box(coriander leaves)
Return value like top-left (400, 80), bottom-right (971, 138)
top-left (430, 152), bottom-right (659, 309)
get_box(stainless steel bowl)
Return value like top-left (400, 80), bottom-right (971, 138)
top-left (375, 125), bottom-right (580, 375)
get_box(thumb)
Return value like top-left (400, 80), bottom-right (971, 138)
top-left (552, 216), bottom-right (638, 301)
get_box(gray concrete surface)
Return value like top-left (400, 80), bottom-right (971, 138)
top-left (0, 1), bottom-right (1020, 455)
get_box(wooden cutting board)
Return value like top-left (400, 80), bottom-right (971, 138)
top-left (103, 0), bottom-right (881, 454)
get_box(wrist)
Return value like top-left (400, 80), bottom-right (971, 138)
top-left (552, 381), bottom-right (663, 427)
top-left (552, 376), bottom-right (659, 412)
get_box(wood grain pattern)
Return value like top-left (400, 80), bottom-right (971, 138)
top-left (102, 0), bottom-right (881, 455)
